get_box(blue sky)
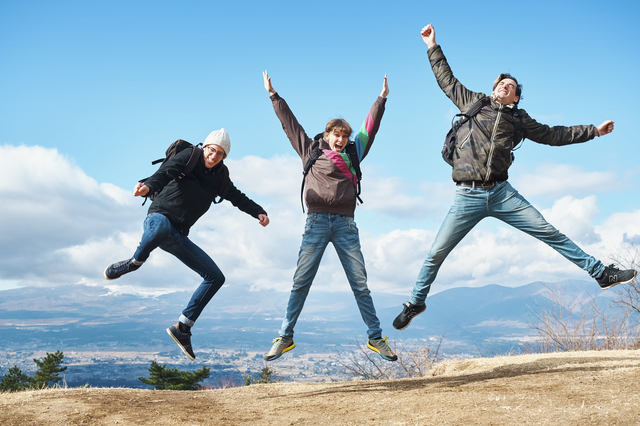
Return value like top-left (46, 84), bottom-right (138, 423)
top-left (1, 0), bottom-right (639, 296)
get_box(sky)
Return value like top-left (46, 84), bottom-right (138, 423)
top-left (1, 0), bottom-right (639, 299)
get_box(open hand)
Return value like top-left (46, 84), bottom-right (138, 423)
top-left (380, 74), bottom-right (389, 98)
top-left (263, 70), bottom-right (276, 95)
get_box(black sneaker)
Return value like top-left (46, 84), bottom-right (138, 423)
top-left (166, 323), bottom-right (196, 360)
top-left (104, 259), bottom-right (141, 280)
top-left (596, 265), bottom-right (637, 290)
top-left (393, 301), bottom-right (426, 330)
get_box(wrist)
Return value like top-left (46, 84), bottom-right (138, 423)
top-left (595, 126), bottom-right (600, 137)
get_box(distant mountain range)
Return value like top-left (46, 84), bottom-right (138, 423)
top-left (0, 279), bottom-right (619, 356)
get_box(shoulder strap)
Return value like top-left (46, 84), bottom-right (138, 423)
top-left (301, 138), bottom-right (322, 213)
top-left (464, 96), bottom-right (490, 117)
top-left (179, 145), bottom-right (203, 179)
top-left (511, 109), bottom-right (526, 150)
top-left (345, 142), bottom-right (363, 205)
top-left (452, 96), bottom-right (490, 131)
top-left (212, 164), bottom-right (230, 204)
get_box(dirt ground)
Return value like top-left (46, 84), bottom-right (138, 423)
top-left (2, 349), bottom-right (640, 425)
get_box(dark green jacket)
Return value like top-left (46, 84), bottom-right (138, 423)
top-left (428, 45), bottom-right (598, 183)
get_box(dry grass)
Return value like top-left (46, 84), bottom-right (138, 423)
top-left (2, 350), bottom-right (640, 425)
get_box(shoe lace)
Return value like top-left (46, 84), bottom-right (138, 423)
top-left (376, 337), bottom-right (393, 352)
top-left (271, 337), bottom-right (286, 348)
top-left (114, 260), bottom-right (132, 274)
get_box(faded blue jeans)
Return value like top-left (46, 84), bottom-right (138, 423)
top-left (410, 181), bottom-right (605, 305)
top-left (133, 213), bottom-right (225, 327)
top-left (279, 213), bottom-right (383, 340)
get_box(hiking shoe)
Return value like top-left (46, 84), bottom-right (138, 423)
top-left (393, 301), bottom-right (426, 330)
top-left (166, 323), bottom-right (196, 361)
top-left (264, 337), bottom-right (295, 361)
top-left (367, 337), bottom-right (398, 362)
top-left (104, 259), bottom-right (141, 280)
top-left (597, 265), bottom-right (637, 290)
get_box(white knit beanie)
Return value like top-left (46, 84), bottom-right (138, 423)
top-left (203, 128), bottom-right (231, 156)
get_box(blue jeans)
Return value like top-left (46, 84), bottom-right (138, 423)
top-left (410, 181), bottom-right (605, 305)
top-left (133, 213), bottom-right (225, 327)
top-left (279, 213), bottom-right (383, 340)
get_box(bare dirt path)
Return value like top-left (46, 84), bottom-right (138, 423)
top-left (2, 350), bottom-right (640, 425)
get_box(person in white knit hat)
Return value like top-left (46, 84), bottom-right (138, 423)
top-left (103, 128), bottom-right (269, 361)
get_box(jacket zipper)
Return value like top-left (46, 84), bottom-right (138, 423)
top-left (485, 103), bottom-right (503, 182)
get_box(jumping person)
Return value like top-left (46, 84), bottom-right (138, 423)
top-left (262, 71), bottom-right (397, 362)
top-left (393, 24), bottom-right (637, 331)
top-left (104, 129), bottom-right (270, 360)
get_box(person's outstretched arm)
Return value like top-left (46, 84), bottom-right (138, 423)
top-left (353, 75), bottom-right (388, 162)
top-left (263, 70), bottom-right (312, 160)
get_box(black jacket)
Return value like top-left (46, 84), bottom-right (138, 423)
top-left (143, 147), bottom-right (266, 235)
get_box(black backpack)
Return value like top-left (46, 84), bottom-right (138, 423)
top-left (442, 96), bottom-right (525, 166)
top-left (141, 139), bottom-right (229, 205)
top-left (300, 133), bottom-right (363, 213)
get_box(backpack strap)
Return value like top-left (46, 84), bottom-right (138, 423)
top-left (511, 109), bottom-right (526, 149)
top-left (453, 96), bottom-right (490, 131)
top-left (179, 145), bottom-right (203, 179)
top-left (300, 137), bottom-right (323, 213)
top-left (212, 164), bottom-right (230, 204)
top-left (344, 141), bottom-right (363, 205)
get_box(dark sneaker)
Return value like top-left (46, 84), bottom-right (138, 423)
top-left (367, 337), bottom-right (398, 362)
top-left (264, 337), bottom-right (295, 361)
top-left (166, 323), bottom-right (196, 361)
top-left (104, 259), bottom-right (141, 280)
top-left (393, 301), bottom-right (426, 330)
top-left (597, 265), bottom-right (637, 290)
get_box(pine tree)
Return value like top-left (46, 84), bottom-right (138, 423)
top-left (244, 365), bottom-right (278, 385)
top-left (32, 350), bottom-right (67, 388)
top-left (138, 361), bottom-right (210, 390)
top-left (0, 366), bottom-right (32, 392)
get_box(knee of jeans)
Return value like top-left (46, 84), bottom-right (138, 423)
top-left (148, 216), bottom-right (173, 238)
top-left (352, 283), bottom-right (370, 295)
top-left (203, 270), bottom-right (225, 285)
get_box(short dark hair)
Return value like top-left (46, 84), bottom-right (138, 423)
top-left (493, 73), bottom-right (523, 104)
top-left (324, 118), bottom-right (353, 139)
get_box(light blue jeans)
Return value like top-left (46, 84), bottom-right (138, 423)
top-left (410, 181), bottom-right (605, 305)
top-left (133, 213), bottom-right (225, 327)
top-left (279, 213), bottom-right (383, 340)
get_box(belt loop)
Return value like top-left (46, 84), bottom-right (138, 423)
top-left (472, 181), bottom-right (476, 190)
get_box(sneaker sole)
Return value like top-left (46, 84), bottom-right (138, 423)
top-left (367, 342), bottom-right (398, 362)
top-left (103, 267), bottom-right (118, 281)
top-left (166, 328), bottom-right (196, 361)
top-left (264, 342), bottom-right (295, 362)
top-left (600, 270), bottom-right (637, 290)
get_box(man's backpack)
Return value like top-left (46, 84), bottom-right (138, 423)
top-left (300, 133), bottom-right (363, 213)
top-left (442, 96), bottom-right (525, 166)
top-left (141, 139), bottom-right (229, 205)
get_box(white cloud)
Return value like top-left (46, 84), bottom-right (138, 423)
top-left (513, 164), bottom-right (617, 198)
top-left (539, 195), bottom-right (601, 245)
top-left (1, 144), bottom-right (637, 300)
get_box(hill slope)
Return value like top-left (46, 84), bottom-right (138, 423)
top-left (1, 350), bottom-right (639, 425)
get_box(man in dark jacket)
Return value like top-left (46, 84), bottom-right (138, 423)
top-left (104, 129), bottom-right (269, 360)
top-left (393, 24), bottom-right (637, 331)
top-left (262, 71), bottom-right (397, 362)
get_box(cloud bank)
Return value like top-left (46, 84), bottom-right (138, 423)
top-left (1, 145), bottom-right (638, 298)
